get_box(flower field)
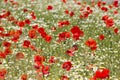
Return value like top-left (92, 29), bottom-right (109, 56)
top-left (0, 0), bottom-right (120, 80)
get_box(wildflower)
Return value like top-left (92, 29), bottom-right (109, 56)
top-left (61, 75), bottom-right (69, 80)
top-left (16, 52), bottom-right (24, 60)
top-left (25, 19), bottom-right (31, 25)
top-left (28, 29), bottom-right (37, 38)
top-left (113, 1), bottom-right (118, 7)
top-left (0, 52), bottom-right (6, 59)
top-left (17, 21), bottom-right (25, 27)
top-left (49, 56), bottom-right (56, 64)
top-left (62, 0), bottom-right (67, 3)
top-left (85, 38), bottom-right (97, 51)
top-left (45, 35), bottom-right (52, 43)
top-left (105, 18), bottom-right (114, 27)
top-left (23, 40), bottom-right (31, 48)
top-left (42, 65), bottom-right (50, 75)
top-left (65, 49), bottom-right (74, 56)
top-left (0, 69), bottom-right (7, 79)
top-left (114, 28), bottom-right (119, 34)
top-left (4, 47), bottom-right (12, 55)
top-left (21, 74), bottom-right (27, 80)
top-left (98, 34), bottom-right (105, 40)
top-left (62, 61), bottom-right (72, 71)
top-left (2, 41), bottom-right (11, 48)
top-left (47, 5), bottom-right (53, 10)
top-left (58, 32), bottom-right (71, 41)
top-left (94, 68), bottom-right (110, 79)
top-left (71, 26), bottom-right (84, 40)
top-left (34, 55), bottom-right (45, 66)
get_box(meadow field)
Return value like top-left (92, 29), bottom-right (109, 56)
top-left (0, 0), bottom-right (120, 80)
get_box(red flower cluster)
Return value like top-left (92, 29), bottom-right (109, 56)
top-left (34, 55), bottom-right (50, 75)
top-left (0, 11), bottom-right (10, 19)
top-left (113, 1), bottom-right (118, 7)
top-left (23, 40), bottom-right (31, 48)
top-left (28, 29), bottom-right (37, 38)
top-left (79, 6), bottom-right (93, 19)
top-left (38, 27), bottom-right (52, 43)
top-left (21, 74), bottom-right (27, 80)
top-left (85, 38), bottom-right (97, 51)
top-left (71, 26), bottom-right (84, 40)
top-left (58, 31), bottom-right (71, 41)
top-left (34, 55), bottom-right (45, 67)
top-left (47, 5), bottom-right (53, 10)
top-left (93, 68), bottom-right (110, 79)
top-left (30, 11), bottom-right (36, 20)
top-left (0, 69), bottom-right (7, 79)
top-left (11, 30), bottom-right (22, 42)
top-left (65, 44), bottom-right (78, 56)
top-left (102, 15), bottom-right (114, 28)
top-left (98, 34), bottom-right (105, 40)
top-left (62, 61), bottom-right (72, 71)
top-left (42, 65), bottom-right (50, 75)
top-left (49, 56), bottom-right (57, 64)
top-left (61, 75), bottom-right (69, 80)
top-left (58, 20), bottom-right (70, 27)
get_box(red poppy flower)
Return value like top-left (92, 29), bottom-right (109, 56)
top-left (105, 18), bottom-right (114, 27)
top-left (42, 65), bottom-right (50, 75)
top-left (58, 20), bottom-right (70, 27)
top-left (37, 27), bottom-right (45, 34)
top-left (97, 1), bottom-right (102, 8)
top-left (47, 5), bottom-right (53, 10)
top-left (61, 75), bottom-right (69, 80)
top-left (16, 52), bottom-right (24, 60)
top-left (85, 38), bottom-right (97, 51)
top-left (71, 26), bottom-right (84, 40)
top-left (4, 47), bottom-right (12, 55)
top-left (30, 45), bottom-right (36, 51)
top-left (101, 7), bottom-right (108, 12)
top-left (102, 15), bottom-right (109, 21)
top-left (94, 68), bottom-right (110, 79)
top-left (2, 11), bottom-right (11, 18)
top-left (99, 34), bottom-right (105, 40)
top-left (2, 41), bottom-right (11, 47)
top-left (25, 19), bottom-right (31, 25)
top-left (0, 52), bottom-right (6, 59)
top-left (65, 49), bottom-right (74, 57)
top-left (0, 27), bottom-right (4, 34)
top-left (34, 55), bottom-right (45, 66)
top-left (58, 32), bottom-right (71, 41)
top-left (45, 35), bottom-right (52, 43)
top-left (28, 29), bottom-right (37, 38)
top-left (114, 28), bottom-right (119, 34)
top-left (11, 30), bottom-right (22, 42)
top-left (49, 56), bottom-right (56, 64)
top-left (114, 10), bottom-right (118, 14)
top-left (0, 69), bottom-right (7, 79)
top-left (62, 61), bottom-right (72, 71)
top-left (4, 0), bottom-right (8, 3)
top-left (32, 25), bottom-right (38, 30)
top-left (8, 16), bottom-right (15, 21)
top-left (17, 21), bottom-right (25, 27)
top-left (23, 8), bottom-right (28, 13)
top-left (64, 20), bottom-right (70, 25)
top-left (21, 74), bottom-right (27, 80)
top-left (62, 0), bottom-right (67, 3)
top-left (69, 11), bottom-right (74, 17)
top-left (72, 44), bottom-right (78, 51)
top-left (23, 40), bottom-right (31, 48)
top-left (113, 1), bottom-right (118, 7)
top-left (64, 9), bottom-right (69, 14)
